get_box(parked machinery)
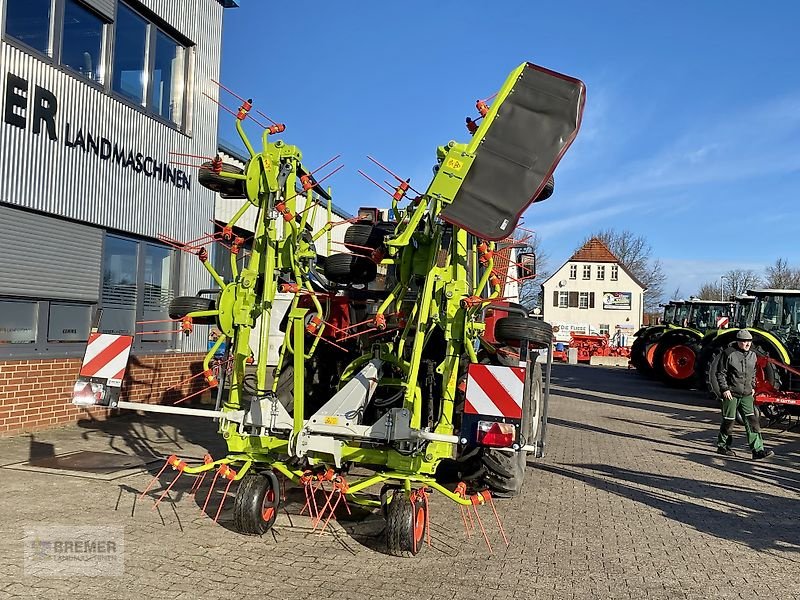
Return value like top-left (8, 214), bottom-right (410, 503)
top-left (649, 299), bottom-right (735, 386)
top-left (629, 301), bottom-right (686, 376)
top-left (705, 289), bottom-right (800, 423)
top-left (77, 62), bottom-right (586, 555)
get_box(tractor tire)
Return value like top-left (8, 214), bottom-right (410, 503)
top-left (323, 253), bottom-right (377, 285)
top-left (494, 317), bottom-right (552, 349)
top-left (629, 336), bottom-right (648, 372)
top-left (343, 224), bottom-right (387, 253)
top-left (198, 161), bottom-right (246, 198)
top-left (653, 332), bottom-right (700, 387)
top-left (534, 176), bottom-right (555, 202)
top-left (168, 296), bottom-right (217, 325)
top-left (231, 470), bottom-right (280, 535)
top-left (385, 490), bottom-right (427, 557)
top-left (478, 362), bottom-right (544, 497)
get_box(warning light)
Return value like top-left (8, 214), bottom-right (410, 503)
top-left (476, 421), bottom-right (515, 447)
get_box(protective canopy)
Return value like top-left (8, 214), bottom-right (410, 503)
top-left (440, 63), bottom-right (585, 240)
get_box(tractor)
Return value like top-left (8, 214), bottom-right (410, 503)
top-left (704, 289), bottom-right (800, 424)
top-left (648, 299), bottom-right (735, 386)
top-left (74, 62), bottom-right (585, 555)
top-left (629, 300), bottom-right (686, 377)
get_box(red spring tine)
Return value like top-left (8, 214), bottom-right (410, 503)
top-left (213, 476), bottom-right (236, 523)
top-left (487, 494), bottom-right (509, 548)
top-left (472, 504), bottom-right (493, 555)
top-left (152, 469), bottom-right (183, 509)
top-left (366, 155), bottom-right (422, 195)
top-left (254, 108), bottom-right (279, 126)
top-left (211, 78), bottom-right (248, 104)
top-left (309, 154), bottom-right (342, 176)
top-left (139, 458), bottom-right (173, 500)
top-left (357, 170), bottom-right (395, 197)
top-left (201, 469), bottom-right (222, 516)
top-left (317, 492), bottom-right (343, 535)
top-left (312, 163), bottom-right (344, 187)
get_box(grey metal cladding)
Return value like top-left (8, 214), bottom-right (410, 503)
top-left (440, 64), bottom-right (585, 241)
top-left (79, 0), bottom-right (116, 21)
top-left (0, 204), bottom-right (102, 302)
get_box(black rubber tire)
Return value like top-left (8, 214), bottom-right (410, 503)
top-left (385, 490), bottom-right (427, 557)
top-left (480, 362), bottom-right (543, 497)
top-left (629, 336), bottom-right (648, 372)
top-left (323, 253), bottom-right (377, 285)
top-left (495, 317), bottom-right (552, 349)
top-left (198, 161), bottom-right (246, 198)
top-left (701, 345), bottom-right (724, 396)
top-left (232, 471), bottom-right (280, 535)
top-left (168, 296), bottom-right (217, 325)
top-left (534, 176), bottom-right (555, 202)
top-left (652, 332), bottom-right (700, 387)
top-left (343, 224), bottom-right (387, 253)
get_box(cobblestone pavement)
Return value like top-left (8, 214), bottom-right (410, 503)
top-left (0, 364), bottom-right (799, 600)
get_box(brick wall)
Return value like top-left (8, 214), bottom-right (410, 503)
top-left (0, 353), bottom-right (206, 436)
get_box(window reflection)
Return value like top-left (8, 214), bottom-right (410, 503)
top-left (5, 0), bottom-right (52, 55)
top-left (112, 3), bottom-right (148, 104)
top-left (61, 0), bottom-right (105, 82)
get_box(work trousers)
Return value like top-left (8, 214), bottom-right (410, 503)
top-left (717, 394), bottom-right (764, 452)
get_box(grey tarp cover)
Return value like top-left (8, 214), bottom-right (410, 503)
top-left (440, 63), bottom-right (585, 240)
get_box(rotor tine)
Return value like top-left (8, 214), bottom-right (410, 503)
top-left (201, 470), bottom-right (222, 516)
top-left (487, 494), bottom-right (509, 548)
top-left (213, 476), bottom-right (236, 524)
top-left (152, 471), bottom-right (182, 509)
top-left (317, 492), bottom-right (342, 535)
top-left (472, 504), bottom-right (493, 555)
top-left (138, 459), bottom-right (171, 500)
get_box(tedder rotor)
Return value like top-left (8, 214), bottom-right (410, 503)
top-left (74, 62), bottom-right (585, 555)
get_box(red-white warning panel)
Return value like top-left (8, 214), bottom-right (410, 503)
top-left (464, 364), bottom-right (525, 418)
top-left (78, 333), bottom-right (134, 387)
top-left (716, 316), bottom-right (730, 328)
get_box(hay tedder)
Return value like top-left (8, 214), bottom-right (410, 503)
top-left (75, 62), bottom-right (585, 554)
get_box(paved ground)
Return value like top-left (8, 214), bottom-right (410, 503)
top-left (0, 364), bottom-right (799, 600)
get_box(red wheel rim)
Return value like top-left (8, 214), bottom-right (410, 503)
top-left (646, 343), bottom-right (658, 367)
top-left (663, 345), bottom-right (695, 379)
top-left (261, 489), bottom-right (276, 521)
top-left (413, 505), bottom-right (425, 543)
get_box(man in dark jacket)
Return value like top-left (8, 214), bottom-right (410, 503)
top-left (715, 329), bottom-right (774, 459)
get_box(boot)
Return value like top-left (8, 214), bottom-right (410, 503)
top-left (752, 449), bottom-right (775, 460)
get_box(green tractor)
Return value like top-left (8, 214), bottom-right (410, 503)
top-left (647, 299), bottom-right (735, 386)
top-left (704, 289), bottom-right (800, 422)
top-left (630, 300), bottom-right (687, 377)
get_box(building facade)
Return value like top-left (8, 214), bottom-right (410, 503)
top-left (542, 238), bottom-right (645, 345)
top-left (0, 0), bottom-right (235, 435)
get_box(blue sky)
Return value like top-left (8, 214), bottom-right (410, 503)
top-left (218, 1), bottom-right (800, 299)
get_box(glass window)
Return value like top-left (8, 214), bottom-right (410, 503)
top-left (61, 0), bottom-right (105, 82)
top-left (142, 244), bottom-right (175, 342)
top-left (582, 265), bottom-right (591, 280)
top-left (150, 30), bottom-right (184, 126)
top-left (569, 265), bottom-right (577, 280)
top-left (48, 302), bottom-right (92, 342)
top-left (611, 265), bottom-right (619, 281)
top-left (558, 291), bottom-right (568, 308)
top-left (599, 324), bottom-right (610, 335)
top-left (5, 0), bottom-right (53, 54)
top-left (101, 236), bottom-right (138, 335)
top-left (112, 3), bottom-right (148, 104)
top-left (0, 300), bottom-right (38, 343)
top-left (597, 265), bottom-right (605, 280)
top-left (579, 292), bottom-right (589, 309)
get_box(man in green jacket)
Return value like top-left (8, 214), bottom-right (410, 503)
top-left (715, 329), bottom-right (774, 459)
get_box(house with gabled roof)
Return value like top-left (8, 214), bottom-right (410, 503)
top-left (541, 238), bottom-right (646, 345)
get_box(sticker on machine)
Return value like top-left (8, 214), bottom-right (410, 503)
top-left (464, 363), bottom-right (525, 418)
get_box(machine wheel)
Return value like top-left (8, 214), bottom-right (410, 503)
top-left (198, 161), bottom-right (246, 198)
top-left (232, 470), bottom-right (280, 535)
top-left (494, 317), bottom-right (552, 349)
top-left (534, 176), bottom-right (555, 202)
top-left (478, 363), bottom-right (543, 497)
top-left (653, 333), bottom-right (700, 386)
top-left (629, 337), bottom-right (648, 372)
top-left (343, 224), bottom-right (387, 252)
top-left (323, 253), bottom-right (377, 285)
top-left (168, 296), bottom-right (217, 325)
top-left (385, 490), bottom-right (427, 557)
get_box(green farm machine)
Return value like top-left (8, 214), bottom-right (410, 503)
top-left (630, 299), bottom-right (735, 386)
top-left (76, 62), bottom-right (585, 554)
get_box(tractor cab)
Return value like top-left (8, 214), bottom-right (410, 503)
top-left (732, 295), bottom-right (755, 329)
top-left (686, 300), bottom-right (735, 332)
top-left (748, 289), bottom-right (800, 364)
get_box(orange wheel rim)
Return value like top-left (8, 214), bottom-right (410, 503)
top-left (664, 345), bottom-right (695, 379)
top-left (261, 489), bottom-right (276, 521)
top-left (646, 343), bottom-right (658, 367)
top-left (413, 506), bottom-right (425, 542)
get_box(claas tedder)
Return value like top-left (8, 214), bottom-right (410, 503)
top-left (76, 62), bottom-right (585, 555)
